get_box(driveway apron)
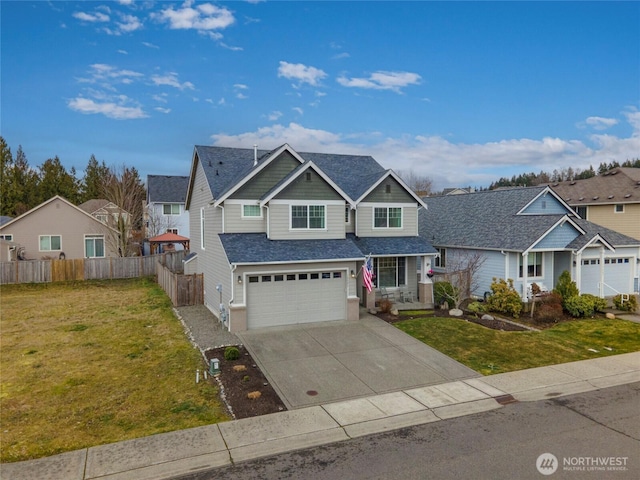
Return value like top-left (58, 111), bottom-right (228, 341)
top-left (236, 312), bottom-right (480, 409)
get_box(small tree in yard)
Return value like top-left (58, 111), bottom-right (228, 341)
top-left (486, 278), bottom-right (523, 318)
top-left (553, 271), bottom-right (579, 306)
top-left (437, 251), bottom-right (486, 308)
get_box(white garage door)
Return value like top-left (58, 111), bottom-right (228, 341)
top-left (247, 270), bottom-right (346, 329)
top-left (580, 257), bottom-right (633, 295)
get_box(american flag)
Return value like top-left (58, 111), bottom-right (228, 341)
top-left (363, 256), bottom-right (374, 293)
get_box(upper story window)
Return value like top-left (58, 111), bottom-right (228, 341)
top-left (434, 248), bottom-right (446, 268)
top-left (374, 207), bottom-right (402, 228)
top-left (242, 204), bottom-right (262, 218)
top-left (0, 234), bottom-right (13, 241)
top-left (575, 206), bottom-right (587, 219)
top-left (519, 252), bottom-right (543, 278)
top-left (167, 228), bottom-right (178, 234)
top-left (40, 235), bottom-right (61, 251)
top-left (291, 205), bottom-right (325, 229)
top-left (163, 203), bottom-right (180, 215)
top-left (614, 204), bottom-right (624, 213)
top-left (96, 214), bottom-right (108, 223)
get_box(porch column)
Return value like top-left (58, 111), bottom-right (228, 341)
top-left (599, 245), bottom-right (605, 298)
top-left (574, 251), bottom-right (582, 292)
top-left (418, 255), bottom-right (434, 307)
top-left (521, 252), bottom-right (529, 302)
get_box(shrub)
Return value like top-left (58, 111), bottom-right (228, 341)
top-left (378, 298), bottom-right (393, 314)
top-left (563, 295), bottom-right (596, 318)
top-left (553, 270), bottom-right (579, 303)
top-left (224, 346), bottom-right (240, 361)
top-left (534, 301), bottom-right (564, 325)
top-left (434, 281), bottom-right (458, 309)
top-left (613, 294), bottom-right (638, 312)
top-left (485, 278), bottom-right (522, 319)
top-left (582, 294), bottom-right (608, 313)
top-left (466, 301), bottom-right (488, 317)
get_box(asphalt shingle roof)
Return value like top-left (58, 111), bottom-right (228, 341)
top-left (421, 186), bottom-right (639, 251)
top-left (549, 168), bottom-right (640, 206)
top-left (194, 145), bottom-right (386, 201)
top-left (349, 234), bottom-right (437, 256)
top-left (147, 175), bottom-right (189, 203)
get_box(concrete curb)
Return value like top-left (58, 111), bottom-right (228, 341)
top-left (2, 352), bottom-right (639, 480)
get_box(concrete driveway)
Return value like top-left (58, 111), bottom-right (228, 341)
top-left (236, 312), bottom-right (480, 409)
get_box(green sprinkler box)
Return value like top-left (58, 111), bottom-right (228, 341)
top-left (209, 358), bottom-right (220, 375)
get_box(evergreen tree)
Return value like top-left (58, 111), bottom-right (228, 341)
top-left (36, 156), bottom-right (81, 204)
top-left (80, 154), bottom-right (110, 202)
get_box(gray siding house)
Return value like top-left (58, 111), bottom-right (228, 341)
top-left (185, 144), bottom-right (437, 332)
top-left (145, 175), bottom-right (190, 253)
top-left (421, 186), bottom-right (640, 301)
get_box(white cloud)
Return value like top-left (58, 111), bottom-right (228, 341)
top-left (293, 107), bottom-right (304, 115)
top-left (142, 41), bottom-right (160, 49)
top-left (268, 111), bottom-right (283, 121)
top-left (67, 97), bottom-right (147, 120)
top-left (154, 107), bottom-right (171, 114)
top-left (278, 61), bottom-right (327, 87)
top-left (337, 70), bottom-right (422, 93)
top-left (73, 11), bottom-right (110, 23)
top-left (154, 1), bottom-right (235, 36)
top-left (151, 72), bottom-right (195, 90)
top-left (116, 14), bottom-right (143, 33)
top-left (584, 116), bottom-right (619, 130)
top-left (78, 64), bottom-right (144, 89)
top-left (118, 49), bottom-right (128, 55)
top-left (209, 110), bottom-right (640, 190)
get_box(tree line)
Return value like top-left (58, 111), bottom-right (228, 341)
top-left (487, 159), bottom-right (640, 190)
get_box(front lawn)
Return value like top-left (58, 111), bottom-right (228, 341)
top-left (0, 278), bottom-right (229, 463)
top-left (395, 314), bottom-right (640, 375)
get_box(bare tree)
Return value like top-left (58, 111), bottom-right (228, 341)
top-left (145, 207), bottom-right (180, 238)
top-left (438, 251), bottom-right (487, 308)
top-left (101, 165), bottom-right (146, 256)
top-left (397, 169), bottom-right (433, 197)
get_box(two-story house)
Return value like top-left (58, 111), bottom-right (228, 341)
top-left (549, 168), bottom-right (640, 240)
top-left (421, 186), bottom-right (640, 302)
top-left (145, 175), bottom-right (190, 252)
top-left (185, 144), bottom-right (437, 332)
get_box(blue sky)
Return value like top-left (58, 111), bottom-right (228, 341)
top-left (2, 1), bottom-right (639, 190)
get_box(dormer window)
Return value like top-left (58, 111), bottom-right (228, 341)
top-left (291, 205), bottom-right (325, 229)
top-left (374, 207), bottom-right (402, 228)
top-left (242, 204), bottom-right (262, 217)
top-left (163, 203), bottom-right (180, 215)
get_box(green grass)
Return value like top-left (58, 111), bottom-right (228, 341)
top-left (0, 278), bottom-right (229, 463)
top-left (395, 315), bottom-right (640, 375)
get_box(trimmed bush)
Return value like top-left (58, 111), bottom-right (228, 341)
top-left (434, 281), bottom-right (458, 309)
top-left (486, 278), bottom-right (522, 319)
top-left (224, 346), bottom-right (240, 361)
top-left (613, 294), bottom-right (638, 312)
top-left (378, 298), bottom-right (393, 314)
top-left (583, 294), bottom-right (608, 313)
top-left (466, 301), bottom-right (488, 317)
top-left (563, 295), bottom-right (596, 318)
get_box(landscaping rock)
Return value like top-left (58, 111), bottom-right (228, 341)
top-left (606, 312), bottom-right (616, 319)
top-left (449, 308), bottom-right (463, 317)
top-left (481, 314), bottom-right (495, 321)
top-left (391, 308), bottom-right (399, 316)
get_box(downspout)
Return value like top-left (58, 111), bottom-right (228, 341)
top-left (228, 263), bottom-right (236, 332)
top-left (599, 245), bottom-right (605, 298)
top-left (522, 252), bottom-right (529, 302)
top-left (501, 251), bottom-right (508, 287)
top-left (218, 205), bottom-right (225, 234)
top-left (264, 205), bottom-right (270, 238)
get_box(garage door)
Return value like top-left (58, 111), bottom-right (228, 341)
top-left (580, 257), bottom-right (633, 295)
top-left (247, 270), bottom-right (346, 329)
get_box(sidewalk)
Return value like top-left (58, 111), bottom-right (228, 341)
top-left (2, 352), bottom-right (639, 480)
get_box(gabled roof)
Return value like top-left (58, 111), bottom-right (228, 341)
top-left (421, 186), bottom-right (640, 252)
top-left (355, 169), bottom-right (428, 208)
top-left (186, 145), bottom-right (405, 209)
top-left (78, 199), bottom-right (116, 214)
top-left (0, 196), bottom-right (119, 233)
top-left (147, 175), bottom-right (189, 204)
top-left (260, 161), bottom-right (354, 206)
top-left (549, 167), bottom-right (640, 206)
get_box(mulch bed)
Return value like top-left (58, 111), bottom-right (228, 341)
top-left (204, 345), bottom-right (287, 419)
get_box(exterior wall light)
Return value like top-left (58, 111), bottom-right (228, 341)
top-left (237, 275), bottom-right (242, 284)
top-left (351, 270), bottom-right (356, 278)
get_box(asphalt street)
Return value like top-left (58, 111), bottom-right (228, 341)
top-left (176, 382), bottom-right (640, 480)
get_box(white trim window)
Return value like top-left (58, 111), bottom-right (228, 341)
top-left (373, 207), bottom-right (402, 229)
top-left (85, 235), bottom-right (105, 258)
top-left (519, 252), bottom-right (543, 278)
top-left (0, 234), bottom-right (13, 241)
top-left (614, 204), bottom-right (624, 213)
top-left (40, 235), bottom-right (61, 252)
top-left (242, 204), bottom-right (262, 218)
top-left (163, 203), bottom-right (181, 215)
top-left (373, 257), bottom-right (407, 287)
top-left (291, 205), bottom-right (326, 229)
top-left (434, 248), bottom-right (446, 268)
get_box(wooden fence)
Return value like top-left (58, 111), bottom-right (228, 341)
top-left (156, 261), bottom-right (203, 307)
top-left (0, 251), bottom-right (186, 285)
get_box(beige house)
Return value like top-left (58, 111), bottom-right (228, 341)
top-left (550, 168), bottom-right (640, 240)
top-left (0, 196), bottom-right (120, 260)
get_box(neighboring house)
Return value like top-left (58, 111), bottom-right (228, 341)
top-left (145, 175), bottom-right (190, 253)
top-left (185, 144), bottom-right (437, 332)
top-left (0, 196), bottom-right (120, 260)
top-left (79, 199), bottom-right (129, 227)
top-left (421, 186), bottom-right (640, 301)
top-left (549, 168), bottom-right (640, 240)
